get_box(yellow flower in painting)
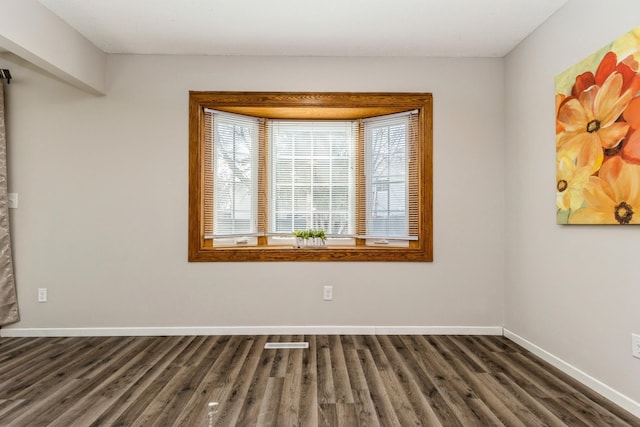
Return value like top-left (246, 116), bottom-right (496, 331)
top-left (569, 156), bottom-right (640, 224)
top-left (557, 72), bottom-right (632, 173)
top-left (556, 156), bottom-right (591, 211)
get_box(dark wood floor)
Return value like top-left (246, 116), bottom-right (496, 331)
top-left (0, 335), bottom-right (638, 426)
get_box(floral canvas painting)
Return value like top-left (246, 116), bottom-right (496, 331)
top-left (556, 26), bottom-right (640, 224)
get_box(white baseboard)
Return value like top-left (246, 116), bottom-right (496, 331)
top-left (375, 326), bottom-right (503, 335)
top-left (503, 328), bottom-right (640, 419)
top-left (0, 325), bottom-right (503, 338)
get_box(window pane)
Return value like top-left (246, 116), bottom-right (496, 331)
top-left (293, 214), bottom-right (307, 230)
top-left (274, 133), bottom-right (292, 156)
top-left (276, 212), bottom-right (292, 231)
top-left (276, 160), bottom-right (292, 182)
top-left (331, 213), bottom-right (350, 234)
top-left (295, 159), bottom-right (312, 183)
top-left (294, 186), bottom-right (311, 211)
top-left (333, 158), bottom-right (349, 178)
top-left (365, 116), bottom-right (409, 238)
top-left (276, 185), bottom-right (292, 211)
top-left (333, 186), bottom-right (349, 211)
top-left (213, 115), bottom-right (258, 236)
top-left (294, 133), bottom-right (312, 156)
top-left (388, 182), bottom-right (406, 212)
top-left (314, 186), bottom-right (330, 212)
top-left (314, 133), bottom-right (330, 156)
top-left (313, 159), bottom-right (330, 183)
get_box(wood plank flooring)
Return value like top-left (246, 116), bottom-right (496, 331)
top-left (0, 335), bottom-right (638, 426)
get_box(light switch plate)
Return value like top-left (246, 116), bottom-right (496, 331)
top-left (323, 285), bottom-right (333, 301)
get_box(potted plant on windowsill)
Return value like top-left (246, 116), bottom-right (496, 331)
top-left (293, 229), bottom-right (326, 248)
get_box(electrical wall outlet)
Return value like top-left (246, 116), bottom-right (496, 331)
top-left (632, 334), bottom-right (640, 359)
top-left (323, 285), bottom-right (333, 301)
top-left (8, 193), bottom-right (18, 209)
top-left (38, 288), bottom-right (47, 303)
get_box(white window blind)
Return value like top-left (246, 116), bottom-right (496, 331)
top-left (361, 111), bottom-right (418, 242)
top-left (269, 121), bottom-right (356, 236)
top-left (205, 109), bottom-right (262, 243)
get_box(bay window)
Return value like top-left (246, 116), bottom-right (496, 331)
top-left (189, 92), bottom-right (432, 261)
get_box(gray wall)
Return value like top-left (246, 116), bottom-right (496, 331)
top-left (0, 54), bottom-right (505, 330)
top-left (505, 0), bottom-right (640, 405)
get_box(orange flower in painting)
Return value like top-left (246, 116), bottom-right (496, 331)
top-left (622, 129), bottom-right (640, 164)
top-left (569, 156), bottom-right (640, 224)
top-left (572, 51), bottom-right (640, 98)
top-left (556, 93), bottom-right (566, 134)
top-left (624, 96), bottom-right (640, 130)
top-left (621, 96), bottom-right (640, 164)
top-left (557, 72), bottom-right (632, 172)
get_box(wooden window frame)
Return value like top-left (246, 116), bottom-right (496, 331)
top-left (189, 92), bottom-right (433, 262)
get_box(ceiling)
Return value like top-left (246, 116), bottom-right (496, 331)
top-left (38, 0), bottom-right (568, 57)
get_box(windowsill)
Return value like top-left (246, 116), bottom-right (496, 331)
top-left (189, 245), bottom-right (432, 262)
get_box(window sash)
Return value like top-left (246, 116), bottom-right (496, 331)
top-left (359, 111), bottom-right (419, 242)
top-left (269, 120), bottom-right (356, 237)
top-left (205, 109), bottom-right (262, 243)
